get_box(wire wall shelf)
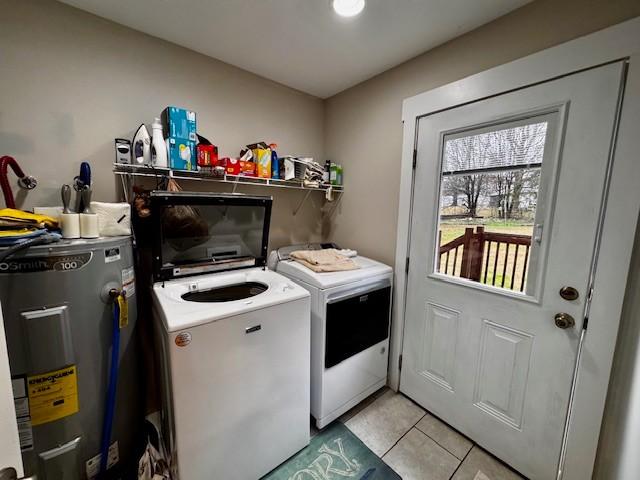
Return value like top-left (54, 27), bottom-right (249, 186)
top-left (113, 163), bottom-right (344, 193)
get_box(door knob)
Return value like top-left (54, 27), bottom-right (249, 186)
top-left (559, 286), bottom-right (579, 301)
top-left (555, 313), bottom-right (575, 329)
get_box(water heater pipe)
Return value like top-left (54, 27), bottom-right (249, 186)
top-left (99, 290), bottom-right (121, 477)
top-left (0, 156), bottom-right (37, 208)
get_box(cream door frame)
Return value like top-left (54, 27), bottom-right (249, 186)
top-left (392, 16), bottom-right (640, 480)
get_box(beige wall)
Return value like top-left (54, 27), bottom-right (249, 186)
top-left (324, 0), bottom-right (640, 266)
top-left (2, 0), bottom-right (640, 255)
top-left (0, 0), bottom-right (326, 250)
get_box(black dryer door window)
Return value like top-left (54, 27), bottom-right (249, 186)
top-left (325, 285), bottom-right (391, 369)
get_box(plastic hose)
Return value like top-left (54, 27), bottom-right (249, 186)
top-left (0, 233), bottom-right (61, 262)
top-left (99, 297), bottom-right (121, 476)
top-left (0, 156), bottom-right (27, 209)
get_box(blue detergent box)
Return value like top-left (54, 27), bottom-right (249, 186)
top-left (161, 106), bottom-right (197, 142)
top-left (168, 138), bottom-right (196, 171)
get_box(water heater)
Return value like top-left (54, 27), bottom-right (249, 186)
top-left (0, 236), bottom-right (142, 479)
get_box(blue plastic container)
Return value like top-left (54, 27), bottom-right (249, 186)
top-left (270, 144), bottom-right (280, 179)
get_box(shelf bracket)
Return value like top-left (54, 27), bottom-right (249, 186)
top-left (324, 191), bottom-right (344, 217)
top-left (293, 190), bottom-right (312, 216)
top-left (118, 173), bottom-right (130, 204)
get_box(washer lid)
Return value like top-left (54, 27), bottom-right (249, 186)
top-left (150, 192), bottom-right (272, 282)
top-left (152, 268), bottom-right (309, 332)
top-left (276, 255), bottom-right (393, 289)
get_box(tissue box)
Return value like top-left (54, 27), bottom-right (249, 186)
top-left (161, 107), bottom-right (197, 141)
top-left (168, 138), bottom-right (196, 171)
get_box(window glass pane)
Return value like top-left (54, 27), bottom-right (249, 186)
top-left (443, 122), bottom-right (547, 174)
top-left (436, 121), bottom-right (548, 293)
top-left (160, 204), bottom-right (266, 268)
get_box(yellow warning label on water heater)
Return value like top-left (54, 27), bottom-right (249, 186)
top-left (27, 365), bottom-right (79, 426)
top-left (118, 294), bottom-right (128, 329)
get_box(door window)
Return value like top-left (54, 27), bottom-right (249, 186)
top-left (434, 114), bottom-right (558, 295)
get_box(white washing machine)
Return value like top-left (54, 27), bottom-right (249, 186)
top-left (150, 192), bottom-right (311, 480)
top-left (270, 243), bottom-right (393, 429)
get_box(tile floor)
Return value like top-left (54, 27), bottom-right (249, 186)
top-left (315, 388), bottom-right (525, 480)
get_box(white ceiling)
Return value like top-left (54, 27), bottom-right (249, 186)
top-left (60, 0), bottom-right (531, 98)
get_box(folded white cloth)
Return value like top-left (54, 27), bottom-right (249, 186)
top-left (290, 248), bottom-right (359, 272)
top-left (91, 202), bottom-right (131, 236)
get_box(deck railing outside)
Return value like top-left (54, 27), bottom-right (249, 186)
top-left (437, 226), bottom-right (532, 292)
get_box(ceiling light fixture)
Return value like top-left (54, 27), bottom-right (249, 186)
top-left (332, 0), bottom-right (365, 17)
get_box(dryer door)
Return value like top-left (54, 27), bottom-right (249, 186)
top-left (325, 278), bottom-right (391, 368)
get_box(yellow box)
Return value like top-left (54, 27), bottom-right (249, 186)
top-left (254, 148), bottom-right (272, 178)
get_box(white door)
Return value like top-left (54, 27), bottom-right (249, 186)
top-left (0, 303), bottom-right (24, 478)
top-left (400, 62), bottom-right (625, 479)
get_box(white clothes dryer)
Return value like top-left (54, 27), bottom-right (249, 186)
top-left (271, 243), bottom-right (393, 429)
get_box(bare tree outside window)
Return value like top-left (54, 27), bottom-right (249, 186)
top-left (437, 122), bottom-right (547, 291)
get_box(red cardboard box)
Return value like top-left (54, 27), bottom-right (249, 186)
top-left (224, 158), bottom-right (241, 175)
top-left (240, 160), bottom-right (257, 177)
top-left (197, 144), bottom-right (218, 168)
